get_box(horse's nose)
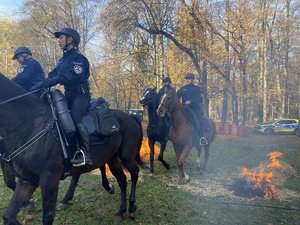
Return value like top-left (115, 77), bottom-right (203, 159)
top-left (156, 108), bottom-right (164, 117)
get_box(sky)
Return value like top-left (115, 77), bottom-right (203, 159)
top-left (0, 0), bottom-right (23, 19)
top-left (0, 0), bottom-right (23, 9)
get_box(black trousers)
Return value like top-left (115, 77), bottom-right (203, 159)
top-left (67, 94), bottom-right (91, 125)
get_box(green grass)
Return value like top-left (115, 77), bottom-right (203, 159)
top-left (0, 133), bottom-right (300, 224)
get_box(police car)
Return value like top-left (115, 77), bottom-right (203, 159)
top-left (254, 118), bottom-right (298, 135)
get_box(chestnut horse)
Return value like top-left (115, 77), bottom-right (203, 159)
top-left (156, 87), bottom-right (216, 184)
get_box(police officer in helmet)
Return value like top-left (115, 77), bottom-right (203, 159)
top-left (157, 77), bottom-right (173, 138)
top-left (42, 27), bottom-right (92, 166)
top-left (157, 77), bottom-right (173, 100)
top-left (177, 73), bottom-right (208, 145)
top-left (11, 46), bottom-right (45, 91)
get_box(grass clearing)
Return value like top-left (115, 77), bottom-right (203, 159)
top-left (0, 133), bottom-right (299, 224)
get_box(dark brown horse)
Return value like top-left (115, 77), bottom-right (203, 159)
top-left (156, 87), bottom-right (216, 184)
top-left (0, 73), bottom-right (142, 224)
top-left (140, 87), bottom-right (170, 178)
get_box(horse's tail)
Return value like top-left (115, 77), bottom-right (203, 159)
top-left (129, 115), bottom-right (146, 167)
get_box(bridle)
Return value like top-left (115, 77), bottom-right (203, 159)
top-left (0, 88), bottom-right (65, 162)
top-left (158, 92), bottom-right (175, 113)
top-left (140, 89), bottom-right (156, 108)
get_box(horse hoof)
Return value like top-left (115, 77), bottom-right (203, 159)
top-left (108, 184), bottom-right (115, 194)
top-left (148, 173), bottom-right (154, 179)
top-left (56, 203), bottom-right (69, 211)
top-left (165, 164), bottom-right (171, 170)
top-left (186, 176), bottom-right (191, 183)
top-left (178, 180), bottom-right (183, 185)
top-left (113, 215), bottom-right (123, 223)
top-left (129, 210), bottom-right (137, 219)
top-left (22, 214), bottom-right (34, 225)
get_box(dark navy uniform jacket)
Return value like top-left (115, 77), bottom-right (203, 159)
top-left (48, 48), bottom-right (90, 98)
top-left (157, 85), bottom-right (174, 102)
top-left (11, 58), bottom-right (45, 91)
top-left (177, 83), bottom-right (203, 112)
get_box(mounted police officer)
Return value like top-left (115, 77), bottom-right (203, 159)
top-left (157, 77), bottom-right (173, 136)
top-left (157, 77), bottom-right (173, 100)
top-left (177, 73), bottom-right (208, 145)
top-left (40, 28), bottom-right (92, 166)
top-left (11, 46), bottom-right (45, 92)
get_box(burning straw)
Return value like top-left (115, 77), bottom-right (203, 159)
top-left (229, 151), bottom-right (284, 199)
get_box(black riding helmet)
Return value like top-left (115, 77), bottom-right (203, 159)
top-left (54, 28), bottom-right (80, 48)
top-left (185, 73), bottom-right (195, 80)
top-left (12, 46), bottom-right (32, 60)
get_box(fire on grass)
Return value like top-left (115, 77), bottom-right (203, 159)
top-left (104, 137), bottom-right (160, 175)
top-left (229, 151), bottom-right (283, 198)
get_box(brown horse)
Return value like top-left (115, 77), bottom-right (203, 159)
top-left (156, 87), bottom-right (216, 184)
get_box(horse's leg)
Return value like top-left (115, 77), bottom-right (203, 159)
top-left (3, 179), bottom-right (37, 225)
top-left (148, 138), bottom-right (155, 178)
top-left (107, 157), bottom-right (127, 222)
top-left (158, 139), bottom-right (170, 170)
top-left (100, 165), bottom-right (114, 194)
top-left (40, 173), bottom-right (61, 225)
top-left (202, 144), bottom-right (210, 172)
top-left (177, 145), bottom-right (191, 185)
top-left (121, 158), bottom-right (139, 218)
top-left (56, 175), bottom-right (80, 211)
top-left (1, 161), bottom-right (16, 191)
top-left (196, 146), bottom-right (202, 171)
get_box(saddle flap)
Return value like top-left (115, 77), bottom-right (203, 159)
top-left (83, 98), bottom-right (120, 136)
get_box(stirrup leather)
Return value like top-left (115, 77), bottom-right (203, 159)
top-left (71, 149), bottom-right (86, 167)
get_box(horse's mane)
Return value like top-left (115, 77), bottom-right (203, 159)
top-left (0, 73), bottom-right (50, 119)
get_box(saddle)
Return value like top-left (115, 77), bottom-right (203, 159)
top-left (82, 97), bottom-right (120, 137)
top-left (51, 90), bottom-right (120, 145)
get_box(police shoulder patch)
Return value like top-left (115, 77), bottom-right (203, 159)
top-left (73, 64), bottom-right (83, 75)
top-left (17, 67), bottom-right (24, 74)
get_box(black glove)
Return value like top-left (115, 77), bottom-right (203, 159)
top-left (44, 78), bottom-right (59, 88)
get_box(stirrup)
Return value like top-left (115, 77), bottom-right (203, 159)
top-left (71, 149), bottom-right (86, 167)
top-left (200, 137), bottom-right (208, 146)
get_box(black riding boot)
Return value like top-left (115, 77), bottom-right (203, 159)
top-left (70, 123), bottom-right (92, 166)
top-left (196, 115), bottom-right (208, 146)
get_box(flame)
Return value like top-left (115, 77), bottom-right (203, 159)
top-left (139, 137), bottom-right (160, 160)
top-left (267, 151), bottom-right (283, 169)
top-left (242, 163), bottom-right (276, 198)
top-left (105, 137), bottom-right (159, 175)
top-left (233, 151), bottom-right (283, 198)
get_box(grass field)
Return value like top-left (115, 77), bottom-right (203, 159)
top-left (0, 131), bottom-right (300, 225)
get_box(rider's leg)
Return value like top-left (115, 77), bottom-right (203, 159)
top-left (70, 123), bottom-right (92, 166)
top-left (196, 110), bottom-right (208, 146)
top-left (68, 94), bottom-right (92, 166)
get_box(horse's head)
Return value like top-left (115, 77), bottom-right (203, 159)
top-left (140, 87), bottom-right (157, 107)
top-left (156, 88), bottom-right (175, 117)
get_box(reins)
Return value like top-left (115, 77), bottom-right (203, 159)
top-left (0, 88), bottom-right (57, 162)
top-left (0, 89), bottom-right (40, 107)
top-left (1, 121), bottom-right (55, 162)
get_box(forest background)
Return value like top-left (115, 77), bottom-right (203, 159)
top-left (0, 0), bottom-right (299, 130)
